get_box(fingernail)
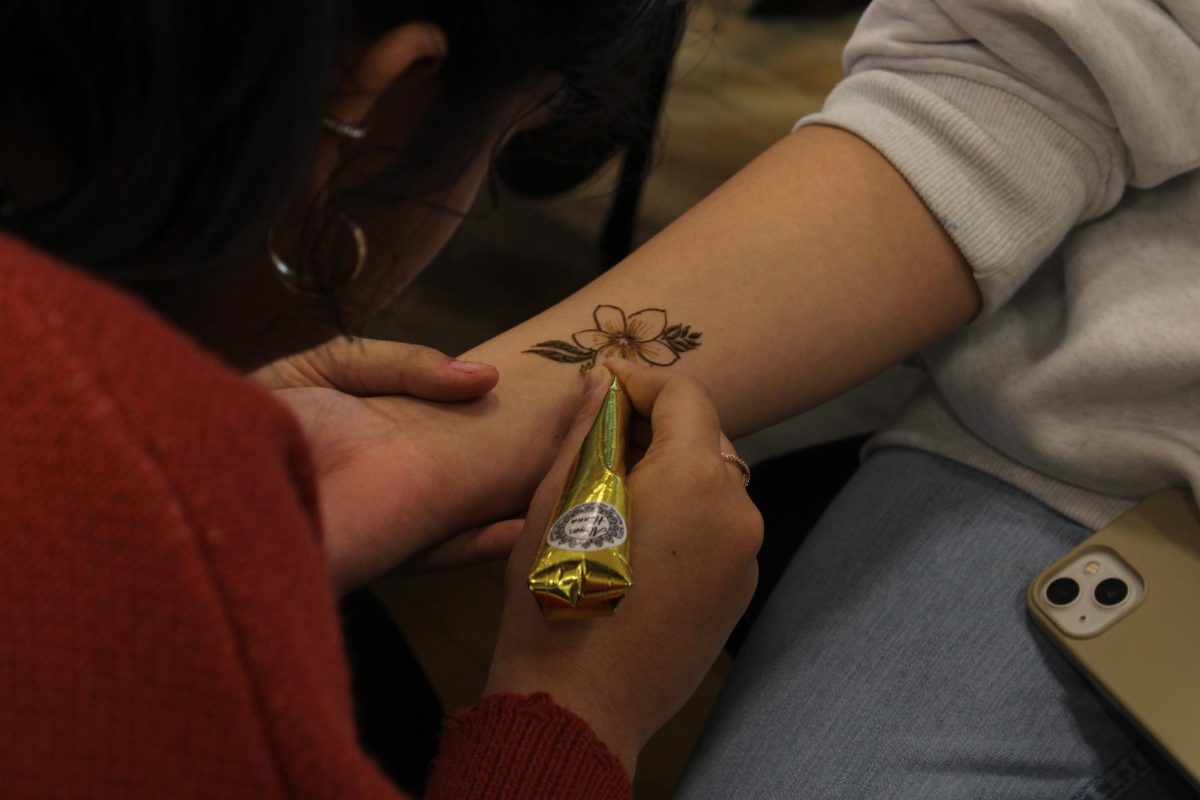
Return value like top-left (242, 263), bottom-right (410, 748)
top-left (449, 359), bottom-right (493, 374)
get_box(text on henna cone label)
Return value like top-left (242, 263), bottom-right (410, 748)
top-left (548, 501), bottom-right (627, 552)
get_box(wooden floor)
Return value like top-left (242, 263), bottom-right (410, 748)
top-left (366, 5), bottom-right (859, 797)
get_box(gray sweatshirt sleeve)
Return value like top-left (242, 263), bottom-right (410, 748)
top-left (797, 0), bottom-right (1200, 313)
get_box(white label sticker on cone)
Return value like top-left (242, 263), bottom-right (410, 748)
top-left (548, 501), bottom-right (627, 551)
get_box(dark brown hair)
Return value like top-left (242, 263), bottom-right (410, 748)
top-left (0, 0), bottom-right (686, 304)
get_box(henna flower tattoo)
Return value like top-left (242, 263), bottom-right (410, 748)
top-left (525, 305), bottom-right (702, 370)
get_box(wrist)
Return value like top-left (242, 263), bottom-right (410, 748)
top-left (461, 336), bottom-right (588, 476)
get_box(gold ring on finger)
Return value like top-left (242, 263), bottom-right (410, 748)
top-left (720, 452), bottom-right (751, 488)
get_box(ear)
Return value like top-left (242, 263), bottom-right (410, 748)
top-left (326, 22), bottom-right (448, 131)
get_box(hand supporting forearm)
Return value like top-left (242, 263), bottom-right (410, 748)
top-left (460, 125), bottom-right (978, 475)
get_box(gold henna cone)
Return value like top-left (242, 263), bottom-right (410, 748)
top-left (528, 375), bottom-right (633, 619)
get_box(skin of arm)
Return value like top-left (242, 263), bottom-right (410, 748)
top-left (264, 124), bottom-right (981, 588)
top-left (460, 124), bottom-right (979, 464)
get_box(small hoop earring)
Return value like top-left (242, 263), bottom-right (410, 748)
top-left (322, 115), bottom-right (367, 140)
top-left (268, 212), bottom-right (368, 295)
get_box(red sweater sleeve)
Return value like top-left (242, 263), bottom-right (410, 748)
top-left (428, 694), bottom-right (631, 799)
top-left (0, 236), bottom-right (631, 799)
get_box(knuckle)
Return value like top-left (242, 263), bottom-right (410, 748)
top-left (743, 500), bottom-right (764, 538)
top-left (675, 457), bottom-right (755, 501)
top-left (305, 345), bottom-right (337, 375)
top-left (406, 343), bottom-right (443, 366)
top-left (679, 455), bottom-right (726, 489)
top-left (728, 501), bottom-right (764, 559)
top-left (673, 372), bottom-right (714, 405)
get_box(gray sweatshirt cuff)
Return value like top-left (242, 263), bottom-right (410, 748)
top-left (796, 69), bottom-right (1113, 315)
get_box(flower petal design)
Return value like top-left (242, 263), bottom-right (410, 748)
top-left (635, 339), bottom-right (680, 366)
top-left (596, 342), bottom-right (628, 362)
top-left (624, 308), bottom-right (668, 341)
top-left (527, 305), bottom-right (701, 370)
top-left (593, 305), bottom-right (627, 336)
top-left (573, 329), bottom-right (614, 350)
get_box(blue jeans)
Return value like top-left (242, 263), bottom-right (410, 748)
top-left (678, 448), bottom-right (1197, 799)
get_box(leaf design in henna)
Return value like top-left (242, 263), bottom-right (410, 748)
top-left (522, 340), bottom-right (595, 364)
top-left (662, 324), bottom-right (702, 354)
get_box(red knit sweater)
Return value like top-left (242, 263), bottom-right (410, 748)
top-left (0, 235), bottom-right (631, 799)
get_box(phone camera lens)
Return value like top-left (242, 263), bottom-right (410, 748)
top-left (1094, 577), bottom-right (1129, 607)
top-left (1045, 577), bottom-right (1080, 606)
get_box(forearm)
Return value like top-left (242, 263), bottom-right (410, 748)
top-left (462, 125), bottom-right (978, 439)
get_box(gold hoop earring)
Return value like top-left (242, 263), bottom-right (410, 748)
top-left (268, 212), bottom-right (367, 294)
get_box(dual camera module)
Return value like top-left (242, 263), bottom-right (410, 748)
top-left (1036, 550), bottom-right (1142, 638)
top-left (1045, 575), bottom-right (1129, 607)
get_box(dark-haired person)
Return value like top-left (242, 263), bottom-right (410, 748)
top-left (265, 0), bottom-right (1200, 797)
top-left (0, 2), bottom-right (766, 798)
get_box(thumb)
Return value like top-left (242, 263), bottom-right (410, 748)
top-left (605, 358), bottom-right (720, 455)
top-left (261, 338), bottom-right (499, 400)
